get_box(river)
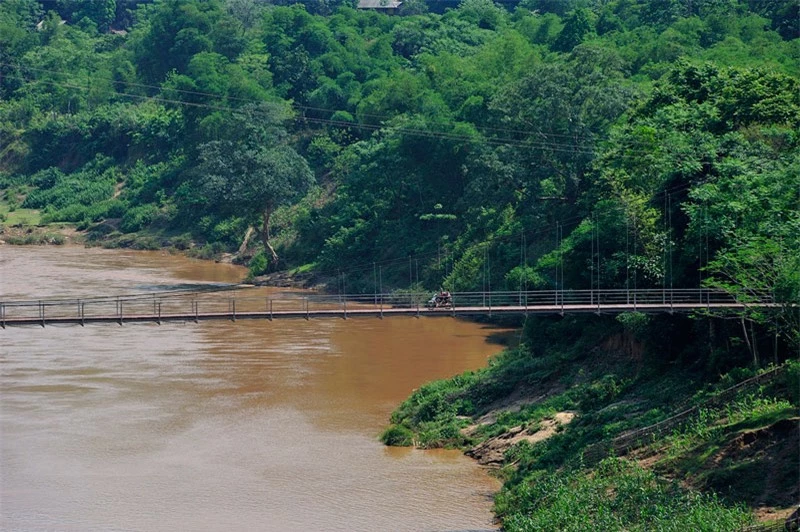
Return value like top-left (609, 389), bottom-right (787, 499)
top-left (0, 246), bottom-right (505, 531)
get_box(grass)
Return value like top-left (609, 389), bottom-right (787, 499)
top-left (290, 263), bottom-right (317, 275)
top-left (0, 205), bottom-right (42, 226)
top-left (497, 458), bottom-right (754, 532)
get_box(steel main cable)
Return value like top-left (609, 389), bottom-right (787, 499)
top-left (4, 62), bottom-right (651, 147)
top-left (5, 64), bottom-right (689, 156)
top-left (7, 72), bottom-right (604, 154)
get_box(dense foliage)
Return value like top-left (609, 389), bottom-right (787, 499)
top-left (1, 0), bottom-right (798, 525)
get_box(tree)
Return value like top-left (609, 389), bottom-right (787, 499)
top-left (194, 103), bottom-right (315, 263)
top-left (57, 0), bottom-right (117, 32)
top-left (553, 8), bottom-right (594, 52)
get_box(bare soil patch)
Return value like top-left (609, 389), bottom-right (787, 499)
top-left (466, 412), bottom-right (575, 467)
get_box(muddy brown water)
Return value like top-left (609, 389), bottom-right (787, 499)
top-left (1, 246), bottom-right (506, 531)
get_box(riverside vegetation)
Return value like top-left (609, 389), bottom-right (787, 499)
top-left (1, 0), bottom-right (798, 528)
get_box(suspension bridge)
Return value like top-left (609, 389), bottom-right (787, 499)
top-left (0, 288), bottom-right (774, 328)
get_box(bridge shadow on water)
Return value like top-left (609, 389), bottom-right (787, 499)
top-left (133, 282), bottom-right (240, 293)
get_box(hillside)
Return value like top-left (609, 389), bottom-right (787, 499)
top-left (1, 0), bottom-right (799, 527)
top-left (382, 314), bottom-right (799, 529)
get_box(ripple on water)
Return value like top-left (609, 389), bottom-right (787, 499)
top-left (1, 246), bottom-right (502, 531)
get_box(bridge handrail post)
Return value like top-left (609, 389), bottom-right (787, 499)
top-left (343, 295), bottom-right (347, 320)
top-left (194, 300), bottom-right (199, 323)
top-left (80, 300), bottom-right (85, 326)
top-left (1, 302), bottom-right (4, 329)
top-left (118, 299), bottom-right (123, 326)
top-left (269, 299), bottom-right (273, 321)
top-left (416, 297), bottom-right (420, 318)
top-left (232, 299), bottom-right (236, 322)
top-left (39, 300), bottom-right (45, 328)
top-left (633, 291), bottom-right (637, 311)
top-left (157, 301), bottom-right (161, 325)
top-left (380, 294), bottom-right (383, 319)
top-left (305, 297), bottom-right (309, 320)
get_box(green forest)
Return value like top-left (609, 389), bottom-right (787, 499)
top-left (1, 0), bottom-right (798, 528)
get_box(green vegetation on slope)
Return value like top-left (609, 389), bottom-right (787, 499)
top-left (1, 0), bottom-right (798, 525)
top-left (383, 313), bottom-right (799, 528)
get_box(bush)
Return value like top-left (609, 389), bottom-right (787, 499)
top-left (380, 424), bottom-right (415, 446)
top-left (578, 374), bottom-right (626, 411)
top-left (248, 251), bottom-right (269, 277)
top-left (168, 234), bottom-right (193, 250)
top-left (23, 158), bottom-right (116, 210)
top-left (120, 204), bottom-right (159, 233)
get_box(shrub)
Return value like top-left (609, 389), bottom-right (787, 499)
top-left (120, 204), bottom-right (159, 233)
top-left (248, 251), bottom-right (269, 277)
top-left (380, 424), bottom-right (415, 446)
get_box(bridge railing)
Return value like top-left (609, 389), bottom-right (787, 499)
top-left (449, 289), bottom-right (770, 309)
top-left (0, 288), bottom-right (774, 326)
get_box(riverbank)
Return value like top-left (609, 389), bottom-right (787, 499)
top-left (0, 222), bottom-right (243, 265)
top-left (382, 314), bottom-right (800, 530)
top-left (0, 223), bottom-right (79, 246)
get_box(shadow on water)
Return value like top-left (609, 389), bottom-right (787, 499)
top-left (484, 327), bottom-right (521, 347)
top-left (134, 282), bottom-right (240, 293)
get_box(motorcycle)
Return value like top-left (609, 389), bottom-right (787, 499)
top-left (425, 291), bottom-right (453, 309)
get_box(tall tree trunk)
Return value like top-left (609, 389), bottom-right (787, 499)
top-left (741, 316), bottom-right (757, 367)
top-left (237, 226), bottom-right (255, 256)
top-left (262, 208), bottom-right (278, 264)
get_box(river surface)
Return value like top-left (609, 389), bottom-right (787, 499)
top-left (0, 246), bottom-right (505, 531)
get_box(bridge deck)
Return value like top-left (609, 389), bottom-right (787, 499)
top-left (0, 299), bottom-right (766, 328)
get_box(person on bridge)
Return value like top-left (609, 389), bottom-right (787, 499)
top-left (440, 290), bottom-right (452, 307)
